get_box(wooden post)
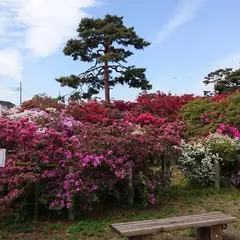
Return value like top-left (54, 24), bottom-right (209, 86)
top-left (164, 158), bottom-right (171, 189)
top-left (211, 225), bottom-right (222, 240)
top-left (197, 225), bottom-right (223, 240)
top-left (69, 166), bottom-right (75, 221)
top-left (197, 227), bottom-right (211, 239)
top-left (127, 162), bottom-right (133, 205)
top-left (215, 159), bottom-right (220, 190)
top-left (34, 181), bottom-right (40, 221)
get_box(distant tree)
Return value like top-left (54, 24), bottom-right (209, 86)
top-left (56, 14), bottom-right (152, 103)
top-left (203, 68), bottom-right (240, 95)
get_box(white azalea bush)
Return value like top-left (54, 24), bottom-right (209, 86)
top-left (2, 106), bottom-right (49, 122)
top-left (177, 133), bottom-right (240, 186)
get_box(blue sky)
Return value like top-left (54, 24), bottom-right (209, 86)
top-left (1, 0), bottom-right (240, 104)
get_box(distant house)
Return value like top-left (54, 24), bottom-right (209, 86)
top-left (0, 101), bottom-right (15, 110)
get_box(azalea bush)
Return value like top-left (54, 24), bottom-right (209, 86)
top-left (4, 90), bottom-right (239, 215)
top-left (0, 118), bottom-right (83, 209)
top-left (136, 91), bottom-right (196, 120)
top-left (0, 94), bottom-right (184, 214)
top-left (180, 91), bottom-right (240, 139)
top-left (178, 91), bottom-right (240, 187)
top-left (225, 91), bottom-right (240, 127)
top-left (21, 94), bottom-right (64, 111)
top-left (180, 98), bottom-right (226, 138)
top-left (177, 133), bottom-right (240, 186)
top-left (0, 117), bottom-right (136, 210)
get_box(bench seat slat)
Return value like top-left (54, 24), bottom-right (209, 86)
top-left (113, 214), bottom-right (229, 231)
top-left (111, 213), bottom-right (237, 237)
top-left (119, 217), bottom-right (237, 237)
top-left (112, 212), bottom-right (224, 230)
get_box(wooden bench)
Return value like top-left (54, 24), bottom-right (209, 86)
top-left (111, 212), bottom-right (237, 240)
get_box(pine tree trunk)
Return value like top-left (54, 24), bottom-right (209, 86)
top-left (104, 61), bottom-right (110, 104)
top-left (104, 42), bottom-right (110, 104)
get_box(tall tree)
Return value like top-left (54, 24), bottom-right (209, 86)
top-left (203, 67), bottom-right (240, 95)
top-left (56, 14), bottom-right (152, 103)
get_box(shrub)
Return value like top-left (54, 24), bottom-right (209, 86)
top-left (21, 94), bottom-right (64, 111)
top-left (226, 92), bottom-right (240, 127)
top-left (177, 133), bottom-right (240, 186)
top-left (0, 107), bottom-right (183, 212)
top-left (180, 99), bottom-right (225, 138)
top-left (180, 92), bottom-right (240, 139)
top-left (0, 91), bottom-right (198, 214)
top-left (136, 91), bottom-right (196, 120)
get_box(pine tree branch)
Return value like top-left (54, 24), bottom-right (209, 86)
top-left (78, 66), bottom-right (104, 78)
top-left (97, 49), bottom-right (104, 54)
top-left (108, 65), bottom-right (127, 73)
top-left (116, 61), bottom-right (128, 69)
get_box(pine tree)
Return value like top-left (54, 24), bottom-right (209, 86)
top-left (56, 14), bottom-right (152, 103)
top-left (203, 67), bottom-right (240, 95)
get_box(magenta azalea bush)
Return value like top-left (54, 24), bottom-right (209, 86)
top-left (0, 101), bottom-right (183, 213)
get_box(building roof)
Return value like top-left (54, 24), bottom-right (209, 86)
top-left (0, 101), bottom-right (15, 108)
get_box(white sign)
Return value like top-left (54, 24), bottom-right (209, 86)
top-left (0, 149), bottom-right (6, 167)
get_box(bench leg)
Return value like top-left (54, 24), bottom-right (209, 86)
top-left (196, 225), bottom-right (222, 240)
top-left (196, 227), bottom-right (210, 239)
top-left (128, 235), bottom-right (153, 240)
top-left (211, 225), bottom-right (223, 240)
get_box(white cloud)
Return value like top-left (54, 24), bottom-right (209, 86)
top-left (156, 0), bottom-right (203, 42)
top-left (0, 48), bottom-right (22, 81)
top-left (15, 0), bottom-right (97, 58)
top-left (0, 0), bottom-right (98, 81)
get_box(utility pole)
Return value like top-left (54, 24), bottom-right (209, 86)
top-left (12, 82), bottom-right (23, 105)
top-left (58, 92), bottom-right (61, 103)
top-left (20, 82), bottom-right (22, 105)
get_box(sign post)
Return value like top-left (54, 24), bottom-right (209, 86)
top-left (0, 149), bottom-right (6, 167)
top-left (215, 159), bottom-right (220, 190)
